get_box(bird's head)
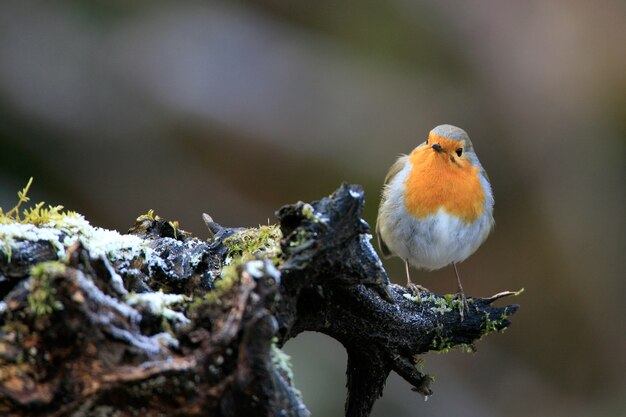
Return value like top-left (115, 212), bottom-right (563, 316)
top-left (423, 124), bottom-right (475, 166)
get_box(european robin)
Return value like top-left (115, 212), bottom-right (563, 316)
top-left (376, 124), bottom-right (494, 313)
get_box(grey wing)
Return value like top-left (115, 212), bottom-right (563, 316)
top-left (376, 155), bottom-right (407, 259)
top-left (376, 224), bottom-right (393, 258)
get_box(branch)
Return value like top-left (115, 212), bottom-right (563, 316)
top-left (0, 184), bottom-right (519, 417)
top-left (273, 184), bottom-right (518, 416)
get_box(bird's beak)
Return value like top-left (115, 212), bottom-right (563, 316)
top-left (431, 143), bottom-right (443, 153)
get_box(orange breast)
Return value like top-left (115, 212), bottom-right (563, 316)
top-left (404, 147), bottom-right (485, 223)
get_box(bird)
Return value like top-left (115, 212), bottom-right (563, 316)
top-left (376, 124), bottom-right (494, 314)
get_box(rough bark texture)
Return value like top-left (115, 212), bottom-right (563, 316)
top-left (0, 184), bottom-right (519, 417)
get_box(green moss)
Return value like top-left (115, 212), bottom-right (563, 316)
top-left (133, 209), bottom-right (188, 240)
top-left (429, 323), bottom-right (452, 352)
top-left (481, 307), bottom-right (510, 335)
top-left (428, 323), bottom-right (476, 353)
top-left (0, 177), bottom-right (77, 226)
top-left (27, 261), bottom-right (65, 317)
top-left (403, 292), bottom-right (468, 315)
top-left (136, 209), bottom-right (159, 222)
top-left (223, 225), bottom-right (282, 264)
top-left (0, 177), bottom-right (33, 223)
top-left (430, 335), bottom-right (475, 354)
top-left (271, 341), bottom-right (295, 382)
top-left (203, 265), bottom-right (240, 305)
top-left (287, 228), bottom-right (312, 248)
top-left (300, 202), bottom-right (319, 222)
top-left (429, 303), bottom-right (515, 353)
top-left (428, 295), bottom-right (453, 314)
top-left (478, 289), bottom-right (523, 336)
top-left (0, 178), bottom-right (83, 263)
top-left (201, 225), bottom-right (282, 305)
top-left (22, 203), bottom-right (77, 226)
top-left (270, 339), bottom-right (302, 399)
top-left (412, 355), bottom-right (426, 373)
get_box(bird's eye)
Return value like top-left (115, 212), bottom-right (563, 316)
top-left (456, 148), bottom-right (463, 157)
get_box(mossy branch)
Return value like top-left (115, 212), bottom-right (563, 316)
top-left (0, 183), bottom-right (520, 417)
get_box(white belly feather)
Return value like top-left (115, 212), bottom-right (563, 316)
top-left (377, 159), bottom-right (493, 270)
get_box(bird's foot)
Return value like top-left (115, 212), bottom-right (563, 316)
top-left (407, 283), bottom-right (431, 301)
top-left (453, 291), bottom-right (470, 321)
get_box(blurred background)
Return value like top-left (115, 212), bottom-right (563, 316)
top-left (1, 0), bottom-right (624, 415)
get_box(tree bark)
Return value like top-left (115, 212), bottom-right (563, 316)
top-left (0, 183), bottom-right (519, 417)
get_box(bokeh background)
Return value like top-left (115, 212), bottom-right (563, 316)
top-left (1, 1), bottom-right (624, 416)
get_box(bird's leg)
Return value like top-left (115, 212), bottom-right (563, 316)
top-left (405, 259), bottom-right (429, 299)
top-left (405, 259), bottom-right (412, 286)
top-left (453, 263), bottom-right (469, 320)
